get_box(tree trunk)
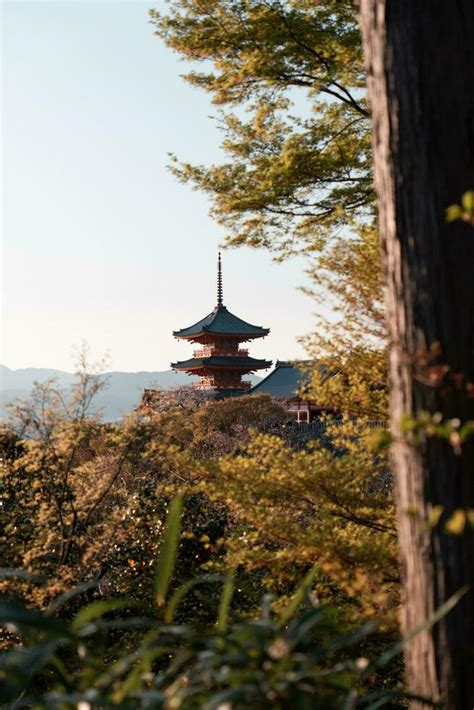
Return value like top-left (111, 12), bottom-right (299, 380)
top-left (358, 1), bottom-right (474, 706)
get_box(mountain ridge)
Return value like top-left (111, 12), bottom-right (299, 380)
top-left (0, 365), bottom-right (264, 421)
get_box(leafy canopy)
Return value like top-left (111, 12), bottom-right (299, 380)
top-left (151, 0), bottom-right (372, 254)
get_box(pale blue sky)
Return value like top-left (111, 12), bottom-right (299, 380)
top-left (2, 0), bottom-right (315, 372)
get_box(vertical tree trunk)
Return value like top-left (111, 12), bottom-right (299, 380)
top-left (358, 1), bottom-right (474, 706)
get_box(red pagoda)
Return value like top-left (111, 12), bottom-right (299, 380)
top-left (171, 254), bottom-right (271, 396)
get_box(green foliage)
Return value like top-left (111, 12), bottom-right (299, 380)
top-left (154, 495), bottom-right (183, 607)
top-left (150, 0), bottom-right (371, 254)
top-left (400, 410), bottom-right (474, 455)
top-left (0, 377), bottom-right (229, 612)
top-left (216, 572), bottom-right (234, 632)
top-left (186, 427), bottom-right (398, 624)
top-left (1, 368), bottom-right (396, 628)
top-left (0, 587), bottom-right (403, 709)
top-left (0, 362), bottom-right (404, 705)
top-left (446, 190), bottom-right (474, 225)
top-left (301, 223), bottom-right (388, 420)
top-left (0, 497), bottom-right (444, 709)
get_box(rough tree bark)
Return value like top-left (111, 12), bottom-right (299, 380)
top-left (358, 2), bottom-right (474, 707)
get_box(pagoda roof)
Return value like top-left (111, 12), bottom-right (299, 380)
top-left (172, 355), bottom-right (272, 371)
top-left (173, 305), bottom-right (270, 340)
top-left (248, 361), bottom-right (312, 398)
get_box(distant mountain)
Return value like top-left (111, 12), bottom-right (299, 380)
top-left (0, 365), bottom-right (263, 422)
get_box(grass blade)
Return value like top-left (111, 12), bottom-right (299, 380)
top-left (164, 573), bottom-right (222, 624)
top-left (71, 599), bottom-right (134, 633)
top-left (277, 564), bottom-right (318, 627)
top-left (217, 572), bottom-right (235, 632)
top-left (47, 580), bottom-right (98, 614)
top-left (154, 494), bottom-right (183, 608)
top-left (0, 600), bottom-right (68, 638)
top-left (363, 585), bottom-right (468, 676)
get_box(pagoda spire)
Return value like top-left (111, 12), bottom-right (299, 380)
top-left (217, 252), bottom-right (224, 307)
top-left (172, 253), bottom-right (270, 397)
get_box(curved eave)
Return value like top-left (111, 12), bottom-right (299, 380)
top-left (173, 328), bottom-right (270, 341)
top-left (173, 305), bottom-right (270, 340)
top-left (171, 357), bottom-right (272, 371)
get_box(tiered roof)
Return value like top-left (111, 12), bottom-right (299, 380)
top-left (171, 253), bottom-right (270, 394)
top-left (173, 305), bottom-right (269, 340)
top-left (171, 355), bottom-right (271, 371)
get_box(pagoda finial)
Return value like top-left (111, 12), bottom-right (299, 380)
top-left (217, 251), bottom-right (224, 307)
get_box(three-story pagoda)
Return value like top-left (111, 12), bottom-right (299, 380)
top-left (171, 254), bottom-right (271, 396)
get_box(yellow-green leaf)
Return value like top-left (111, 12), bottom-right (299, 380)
top-left (445, 509), bottom-right (466, 535)
top-left (446, 204), bottom-right (463, 222)
top-left (154, 495), bottom-right (183, 607)
top-left (461, 190), bottom-right (474, 212)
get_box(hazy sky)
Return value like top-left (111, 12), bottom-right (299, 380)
top-left (2, 0), bottom-right (315, 373)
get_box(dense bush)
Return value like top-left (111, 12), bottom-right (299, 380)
top-left (0, 366), bottom-right (408, 706)
top-left (0, 373), bottom-right (396, 624)
top-left (1, 498), bottom-right (431, 710)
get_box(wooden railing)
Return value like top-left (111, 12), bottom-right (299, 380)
top-left (193, 380), bottom-right (251, 391)
top-left (193, 348), bottom-right (249, 358)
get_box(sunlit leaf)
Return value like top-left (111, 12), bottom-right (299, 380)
top-left (154, 494), bottom-right (183, 607)
top-left (445, 509), bottom-right (466, 535)
top-left (217, 572), bottom-right (235, 632)
top-left (71, 599), bottom-right (135, 633)
top-left (461, 190), bottom-right (474, 212)
top-left (446, 204), bottom-right (463, 222)
top-left (277, 564), bottom-right (319, 627)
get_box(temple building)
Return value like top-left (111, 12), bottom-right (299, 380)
top-left (171, 254), bottom-right (271, 396)
top-left (137, 254), bottom-right (335, 421)
top-left (249, 360), bottom-right (331, 423)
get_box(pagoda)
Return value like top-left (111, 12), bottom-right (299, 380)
top-left (171, 254), bottom-right (271, 396)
